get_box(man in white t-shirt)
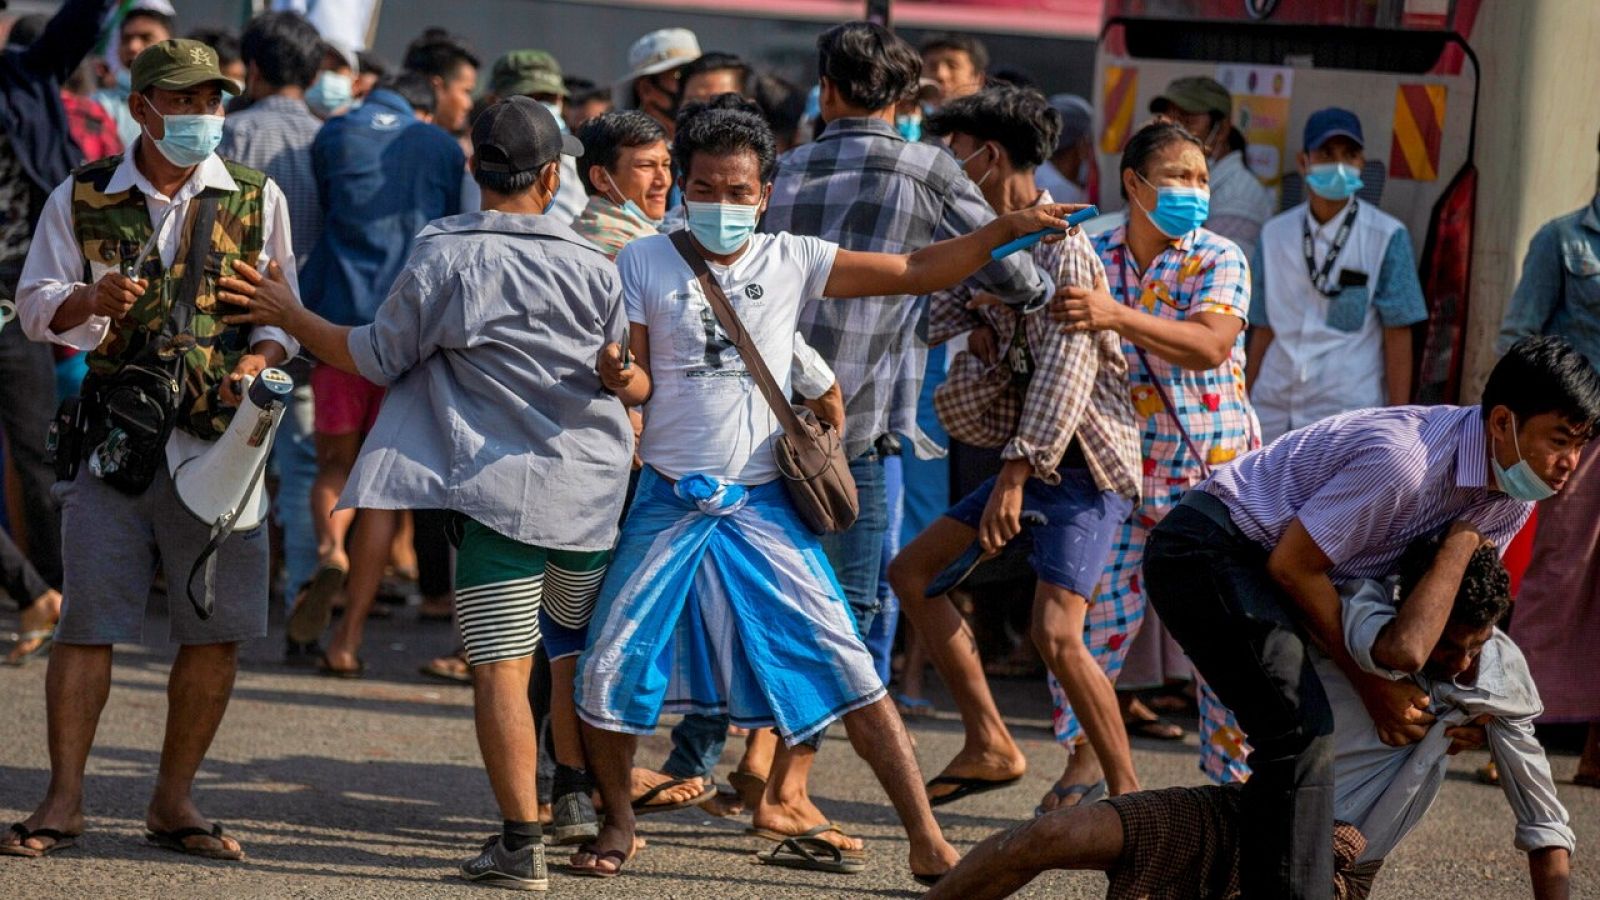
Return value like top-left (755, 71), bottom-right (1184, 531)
top-left (570, 107), bottom-right (1077, 881)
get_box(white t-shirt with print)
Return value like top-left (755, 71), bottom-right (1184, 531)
top-left (620, 231), bottom-right (839, 485)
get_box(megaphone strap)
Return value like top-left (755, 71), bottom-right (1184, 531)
top-left (183, 437), bottom-right (272, 621)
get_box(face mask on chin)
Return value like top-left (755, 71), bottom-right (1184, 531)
top-left (1492, 413), bottom-right (1558, 502)
top-left (602, 170), bottom-right (661, 227)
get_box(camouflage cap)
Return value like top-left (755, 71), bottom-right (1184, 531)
top-left (1149, 76), bottom-right (1231, 118)
top-left (130, 38), bottom-right (243, 95)
top-left (490, 50), bottom-right (567, 99)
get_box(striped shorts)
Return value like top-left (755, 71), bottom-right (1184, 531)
top-left (453, 516), bottom-right (610, 665)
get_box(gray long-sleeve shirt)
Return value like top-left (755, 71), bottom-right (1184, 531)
top-left (340, 211), bottom-right (633, 551)
top-left (1324, 579), bottom-right (1576, 862)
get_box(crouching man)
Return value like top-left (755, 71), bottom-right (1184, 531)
top-left (924, 534), bottom-right (1575, 900)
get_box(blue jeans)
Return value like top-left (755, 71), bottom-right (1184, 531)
top-left (663, 712), bottom-right (729, 779)
top-left (864, 453), bottom-right (904, 685)
top-left (272, 381), bottom-right (319, 611)
top-left (818, 449), bottom-right (888, 639)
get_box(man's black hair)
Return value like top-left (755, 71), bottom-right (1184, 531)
top-left (680, 52), bottom-right (750, 96)
top-left (5, 13), bottom-right (47, 47)
top-left (925, 86), bottom-right (1060, 171)
top-left (121, 8), bottom-right (173, 34)
top-left (565, 76), bottom-right (609, 107)
top-left (677, 92), bottom-right (762, 127)
top-left (576, 110), bottom-right (666, 195)
top-left (1395, 538), bottom-right (1511, 633)
top-left (471, 161), bottom-right (543, 197)
top-left (188, 28), bottom-right (240, 68)
top-left (673, 107), bottom-right (778, 185)
top-left (383, 71), bottom-right (436, 115)
top-left (988, 67), bottom-right (1037, 90)
top-left (357, 50), bottom-right (387, 77)
top-left (816, 21), bottom-right (921, 113)
top-left (1482, 336), bottom-right (1600, 437)
top-left (240, 12), bottom-right (322, 90)
top-left (750, 73), bottom-right (806, 145)
top-left (402, 34), bottom-right (480, 81)
top-left (918, 32), bottom-right (989, 72)
top-left (1118, 119), bottom-right (1205, 200)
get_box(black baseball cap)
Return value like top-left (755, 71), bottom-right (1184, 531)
top-left (472, 96), bottom-right (583, 174)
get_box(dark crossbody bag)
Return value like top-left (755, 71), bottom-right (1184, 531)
top-left (666, 231), bottom-right (858, 534)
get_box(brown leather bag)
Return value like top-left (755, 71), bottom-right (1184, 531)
top-left (667, 231), bottom-right (858, 534)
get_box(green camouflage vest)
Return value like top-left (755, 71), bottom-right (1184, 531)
top-left (72, 156), bottom-right (267, 441)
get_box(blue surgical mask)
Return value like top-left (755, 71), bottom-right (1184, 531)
top-left (895, 114), bottom-right (922, 143)
top-left (145, 113), bottom-right (224, 168)
top-left (1492, 414), bottom-right (1558, 502)
top-left (1135, 173), bottom-right (1210, 239)
top-left (1305, 162), bottom-right (1364, 201)
top-left (684, 199), bottom-right (759, 255)
top-left (306, 71), bottom-right (353, 118)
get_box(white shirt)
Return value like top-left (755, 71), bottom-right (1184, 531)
top-left (1204, 150), bottom-right (1274, 260)
top-left (1251, 199), bottom-right (1428, 442)
top-left (1034, 161), bottom-right (1087, 206)
top-left (18, 144), bottom-right (301, 469)
top-left (621, 231), bottom-right (838, 484)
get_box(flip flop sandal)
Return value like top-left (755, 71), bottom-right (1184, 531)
top-left (1124, 715), bottom-right (1185, 741)
top-left (0, 823), bottom-right (80, 857)
top-left (287, 563), bottom-right (346, 644)
top-left (568, 842), bottom-right (630, 878)
top-left (727, 770), bottom-right (767, 809)
top-left (925, 774), bottom-right (1023, 808)
top-left (894, 693), bottom-right (936, 718)
top-left (631, 777), bottom-right (716, 815)
top-left (1033, 780), bottom-right (1106, 818)
top-left (145, 823), bottom-right (245, 860)
top-left (748, 823), bottom-right (865, 858)
top-left (418, 652), bottom-right (472, 684)
top-left (753, 832), bottom-right (867, 875)
top-left (913, 872), bottom-right (947, 886)
top-left (317, 653), bottom-right (365, 679)
top-left (4, 630), bottom-right (54, 666)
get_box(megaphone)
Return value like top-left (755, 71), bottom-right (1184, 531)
top-left (173, 367), bottom-right (293, 619)
top-left (173, 367), bottom-right (293, 531)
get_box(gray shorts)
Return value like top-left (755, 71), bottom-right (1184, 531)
top-left (54, 465), bottom-right (269, 645)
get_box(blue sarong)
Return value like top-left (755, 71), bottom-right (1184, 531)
top-left (576, 469), bottom-right (886, 744)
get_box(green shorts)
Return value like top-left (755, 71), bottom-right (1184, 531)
top-left (453, 517), bottom-right (610, 664)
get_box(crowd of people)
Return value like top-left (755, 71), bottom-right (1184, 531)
top-left (0, 1), bottom-right (1593, 897)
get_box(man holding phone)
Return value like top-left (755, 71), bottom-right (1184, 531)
top-left (1245, 108), bottom-right (1429, 442)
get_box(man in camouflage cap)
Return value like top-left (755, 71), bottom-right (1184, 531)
top-left (482, 48), bottom-right (587, 222)
top-left (2, 37), bottom-right (302, 862)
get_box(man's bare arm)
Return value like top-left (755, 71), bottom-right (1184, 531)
top-left (1370, 522), bottom-right (1483, 673)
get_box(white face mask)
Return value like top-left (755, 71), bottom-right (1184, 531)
top-left (959, 143), bottom-right (994, 189)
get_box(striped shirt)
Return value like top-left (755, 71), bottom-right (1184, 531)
top-left (1200, 405), bottom-right (1532, 579)
top-left (929, 192), bottom-right (1141, 500)
top-left (762, 117), bottom-right (1053, 460)
top-left (218, 95), bottom-right (322, 262)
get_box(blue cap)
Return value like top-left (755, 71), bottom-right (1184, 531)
top-left (1303, 107), bottom-right (1364, 151)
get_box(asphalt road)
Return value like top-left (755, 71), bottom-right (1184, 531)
top-left (1, 599), bottom-right (1594, 899)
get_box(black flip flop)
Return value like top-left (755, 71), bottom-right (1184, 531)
top-left (568, 842), bottom-right (630, 878)
top-left (913, 872), bottom-right (947, 886)
top-left (632, 777), bottom-right (715, 815)
top-left (0, 823), bottom-right (79, 857)
top-left (753, 830), bottom-right (867, 875)
top-left (925, 774), bottom-right (1023, 808)
top-left (145, 822), bottom-right (245, 860)
top-left (317, 653), bottom-right (365, 679)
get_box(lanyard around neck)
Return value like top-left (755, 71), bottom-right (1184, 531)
top-left (1302, 200), bottom-right (1359, 297)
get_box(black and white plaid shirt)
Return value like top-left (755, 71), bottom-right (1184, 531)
top-left (763, 117), bottom-right (1052, 460)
